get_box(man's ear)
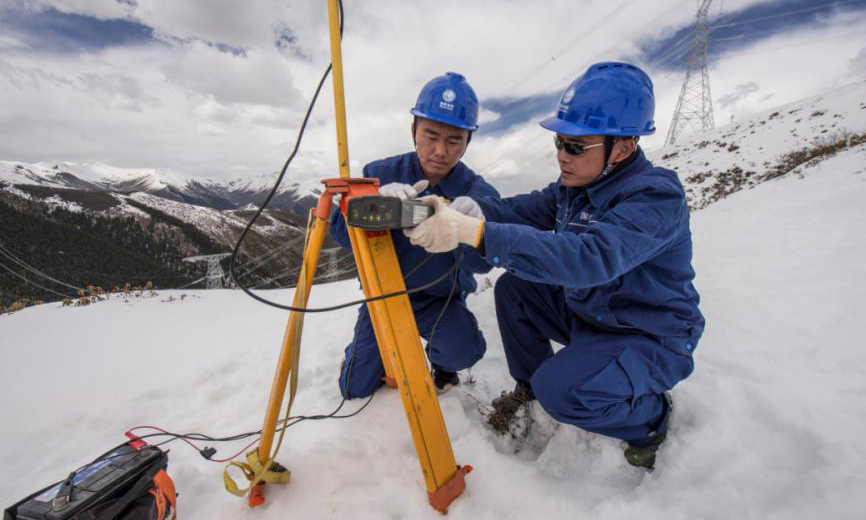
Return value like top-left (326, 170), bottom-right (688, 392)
top-left (457, 132), bottom-right (471, 160)
top-left (610, 138), bottom-right (636, 163)
top-left (410, 121), bottom-right (417, 146)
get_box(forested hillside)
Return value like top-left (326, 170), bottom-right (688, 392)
top-left (0, 194), bottom-right (201, 307)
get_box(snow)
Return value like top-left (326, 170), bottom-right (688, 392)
top-left (2, 140), bottom-right (866, 518)
top-left (41, 195), bottom-right (83, 213)
top-left (125, 192), bottom-right (297, 240)
top-left (0, 161), bottom-right (182, 191)
top-left (0, 159), bottom-right (322, 201)
top-left (646, 79), bottom-right (866, 209)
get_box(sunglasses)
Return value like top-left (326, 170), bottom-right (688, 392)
top-left (553, 135), bottom-right (604, 156)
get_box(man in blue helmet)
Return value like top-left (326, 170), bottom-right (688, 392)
top-left (330, 72), bottom-right (500, 398)
top-left (404, 62), bottom-right (704, 468)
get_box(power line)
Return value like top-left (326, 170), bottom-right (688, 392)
top-left (716, 27), bottom-right (866, 59)
top-left (709, 0), bottom-right (866, 29)
top-left (172, 275), bottom-right (209, 290)
top-left (475, 1), bottom-right (688, 178)
top-left (0, 260), bottom-right (74, 299)
top-left (477, 1), bottom-right (866, 179)
top-left (0, 240), bottom-right (85, 292)
top-left (233, 234), bottom-right (307, 280)
top-left (496, 0), bottom-right (636, 96)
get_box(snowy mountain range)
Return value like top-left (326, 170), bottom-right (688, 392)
top-left (0, 160), bottom-right (322, 215)
top-left (1, 79), bottom-right (865, 301)
top-left (2, 77), bottom-right (864, 228)
top-left (3, 90), bottom-right (866, 518)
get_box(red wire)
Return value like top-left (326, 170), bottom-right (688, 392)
top-left (126, 425), bottom-right (206, 453)
top-left (210, 438), bottom-right (261, 463)
top-left (125, 418), bottom-right (298, 463)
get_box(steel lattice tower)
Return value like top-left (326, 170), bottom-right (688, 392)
top-left (665, 0), bottom-right (715, 146)
top-left (183, 253), bottom-right (231, 289)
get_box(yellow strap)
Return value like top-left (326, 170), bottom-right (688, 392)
top-left (222, 209), bottom-right (313, 500)
top-left (223, 461), bottom-right (255, 497)
top-left (223, 449), bottom-right (291, 497)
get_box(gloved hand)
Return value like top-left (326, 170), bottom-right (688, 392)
top-left (404, 196), bottom-right (484, 253)
top-left (378, 179), bottom-right (429, 200)
top-left (448, 196), bottom-right (484, 220)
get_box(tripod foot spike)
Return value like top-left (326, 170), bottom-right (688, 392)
top-left (428, 465), bottom-right (472, 514)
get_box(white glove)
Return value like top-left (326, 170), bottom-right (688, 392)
top-left (448, 196), bottom-right (484, 220)
top-left (404, 196), bottom-right (484, 253)
top-left (378, 179), bottom-right (429, 200)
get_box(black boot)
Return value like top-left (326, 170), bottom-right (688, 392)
top-left (624, 393), bottom-right (673, 469)
top-left (432, 367), bottom-right (459, 394)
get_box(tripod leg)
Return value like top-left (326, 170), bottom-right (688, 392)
top-left (347, 225), bottom-right (466, 508)
top-left (252, 201), bottom-right (331, 506)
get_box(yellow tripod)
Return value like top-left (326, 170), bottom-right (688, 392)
top-left (233, 0), bottom-right (471, 513)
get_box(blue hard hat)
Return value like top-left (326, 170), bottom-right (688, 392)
top-left (540, 62), bottom-right (656, 137)
top-left (410, 72), bottom-right (479, 131)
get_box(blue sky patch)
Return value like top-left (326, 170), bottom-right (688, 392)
top-left (0, 4), bottom-right (155, 53)
top-left (477, 92), bottom-right (560, 136)
top-left (637, 0), bottom-right (866, 71)
top-left (479, 0), bottom-right (866, 137)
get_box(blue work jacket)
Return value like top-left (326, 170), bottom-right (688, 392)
top-left (477, 149), bottom-right (704, 355)
top-left (330, 152), bottom-right (500, 298)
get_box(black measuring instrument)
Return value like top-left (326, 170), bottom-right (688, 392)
top-left (346, 196), bottom-right (434, 230)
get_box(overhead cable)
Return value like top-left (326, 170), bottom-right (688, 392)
top-left (0, 260), bottom-right (74, 299)
top-left (0, 240), bottom-right (85, 292)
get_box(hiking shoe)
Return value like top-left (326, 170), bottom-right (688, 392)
top-left (432, 368), bottom-right (459, 394)
top-left (624, 393), bottom-right (673, 469)
top-left (487, 383), bottom-right (535, 434)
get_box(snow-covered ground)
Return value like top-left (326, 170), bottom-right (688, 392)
top-left (2, 143), bottom-right (866, 519)
top-left (645, 79), bottom-right (866, 209)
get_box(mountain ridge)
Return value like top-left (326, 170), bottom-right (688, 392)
top-left (2, 79), bottom-right (865, 308)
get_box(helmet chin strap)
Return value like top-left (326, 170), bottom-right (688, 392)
top-left (590, 136), bottom-right (617, 182)
top-left (594, 136), bottom-right (638, 182)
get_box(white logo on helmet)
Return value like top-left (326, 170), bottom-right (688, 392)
top-left (562, 87), bottom-right (576, 104)
top-left (442, 89), bottom-right (456, 102)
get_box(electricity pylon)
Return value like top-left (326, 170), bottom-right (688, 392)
top-left (183, 253), bottom-right (231, 289)
top-left (322, 247), bottom-right (341, 283)
top-left (665, 0), bottom-right (715, 146)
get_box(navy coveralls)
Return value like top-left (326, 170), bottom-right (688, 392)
top-left (477, 149), bottom-right (704, 445)
top-left (330, 152), bottom-right (500, 399)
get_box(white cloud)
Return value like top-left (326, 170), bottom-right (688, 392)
top-left (478, 108), bottom-right (501, 125)
top-left (0, 34), bottom-right (25, 50)
top-left (160, 40), bottom-right (302, 107)
top-left (717, 82), bottom-right (760, 110)
top-left (1, 0), bottom-right (865, 196)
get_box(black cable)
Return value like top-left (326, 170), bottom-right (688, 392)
top-left (131, 0), bottom-right (461, 463)
top-left (425, 250), bottom-right (463, 353)
top-left (226, 0), bottom-right (465, 314)
top-left (128, 246), bottom-right (461, 458)
top-left (130, 392), bottom-right (375, 450)
top-left (227, 0), bottom-right (340, 309)
top-left (402, 251), bottom-right (435, 280)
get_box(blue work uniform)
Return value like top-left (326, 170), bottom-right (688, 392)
top-left (330, 152), bottom-right (500, 399)
top-left (476, 149), bottom-right (704, 445)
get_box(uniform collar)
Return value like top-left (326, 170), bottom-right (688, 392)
top-left (559, 148), bottom-right (648, 207)
top-left (410, 152), bottom-right (471, 199)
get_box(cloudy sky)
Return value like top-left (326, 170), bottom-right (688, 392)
top-left (1, 0), bottom-right (865, 195)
